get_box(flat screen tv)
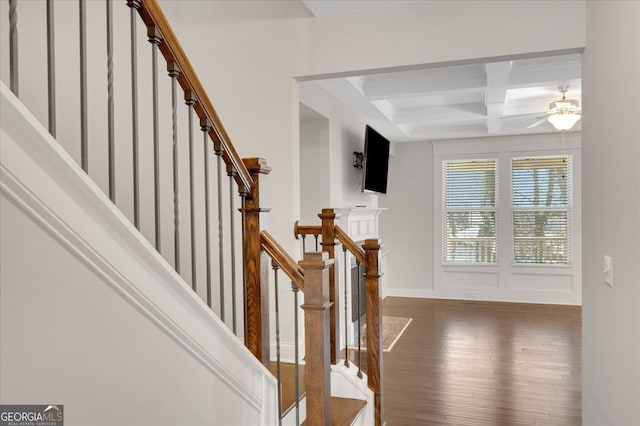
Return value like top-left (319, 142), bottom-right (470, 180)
top-left (362, 125), bottom-right (390, 194)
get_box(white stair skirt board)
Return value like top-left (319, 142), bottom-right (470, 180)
top-left (0, 82), bottom-right (278, 425)
top-left (281, 394), bottom-right (307, 426)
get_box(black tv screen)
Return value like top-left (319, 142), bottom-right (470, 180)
top-left (362, 125), bottom-right (390, 194)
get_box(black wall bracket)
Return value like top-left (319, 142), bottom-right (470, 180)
top-left (353, 151), bottom-right (363, 169)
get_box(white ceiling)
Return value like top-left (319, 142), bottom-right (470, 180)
top-left (311, 53), bottom-right (582, 143)
top-left (163, 1), bottom-right (583, 144)
top-left (301, 1), bottom-right (582, 143)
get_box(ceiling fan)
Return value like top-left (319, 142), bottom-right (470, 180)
top-left (503, 86), bottom-right (582, 131)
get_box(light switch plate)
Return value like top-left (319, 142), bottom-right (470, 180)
top-left (603, 255), bottom-right (613, 287)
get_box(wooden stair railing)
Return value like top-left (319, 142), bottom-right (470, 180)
top-left (134, 0), bottom-right (253, 192)
top-left (295, 209), bottom-right (384, 426)
top-left (137, 0), bottom-right (268, 352)
top-left (263, 228), bottom-right (369, 425)
top-left (261, 231), bottom-right (304, 289)
top-left (261, 232), bottom-right (336, 425)
top-left (121, 1), bottom-right (279, 368)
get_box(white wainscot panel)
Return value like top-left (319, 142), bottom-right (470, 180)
top-left (511, 272), bottom-right (573, 292)
top-left (441, 271), bottom-right (499, 289)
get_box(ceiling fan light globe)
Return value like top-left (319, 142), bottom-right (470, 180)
top-left (548, 112), bottom-right (581, 131)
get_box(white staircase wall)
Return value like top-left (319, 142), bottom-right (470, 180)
top-left (0, 83), bottom-right (278, 425)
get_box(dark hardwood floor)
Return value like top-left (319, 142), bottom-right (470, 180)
top-left (380, 297), bottom-right (581, 426)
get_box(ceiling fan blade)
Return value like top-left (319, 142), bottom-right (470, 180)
top-left (527, 117), bottom-right (549, 128)
top-left (500, 112), bottom-right (547, 119)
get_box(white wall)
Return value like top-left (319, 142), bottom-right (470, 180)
top-left (379, 142), bottom-right (434, 298)
top-left (0, 198), bottom-right (272, 425)
top-left (0, 84), bottom-right (277, 425)
top-left (381, 133), bottom-right (582, 305)
top-left (300, 104), bottom-right (330, 224)
top-left (299, 81), bottom-right (378, 214)
top-left (582, 2), bottom-right (640, 425)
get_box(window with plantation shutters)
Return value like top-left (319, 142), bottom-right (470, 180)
top-left (512, 156), bottom-right (571, 264)
top-left (443, 159), bottom-right (497, 263)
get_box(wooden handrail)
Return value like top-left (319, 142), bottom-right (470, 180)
top-left (335, 225), bottom-right (366, 264)
top-left (136, 0), bottom-right (253, 194)
top-left (261, 231), bottom-right (304, 289)
top-left (293, 221), bottom-right (322, 239)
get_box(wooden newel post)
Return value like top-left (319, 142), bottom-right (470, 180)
top-left (300, 252), bottom-right (334, 426)
top-left (319, 208), bottom-right (340, 364)
top-left (243, 157), bottom-right (271, 367)
top-left (363, 238), bottom-right (384, 426)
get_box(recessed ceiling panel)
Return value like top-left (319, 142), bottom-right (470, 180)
top-left (361, 64), bottom-right (486, 99)
top-left (308, 53), bottom-right (581, 143)
top-left (386, 91), bottom-right (485, 109)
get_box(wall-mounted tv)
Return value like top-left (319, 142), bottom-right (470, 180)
top-left (362, 125), bottom-right (390, 194)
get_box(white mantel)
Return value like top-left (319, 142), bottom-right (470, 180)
top-left (336, 207), bottom-right (387, 242)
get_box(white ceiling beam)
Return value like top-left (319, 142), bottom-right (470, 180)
top-left (485, 61), bottom-right (513, 135)
top-left (509, 60), bottom-right (581, 87)
top-left (310, 53), bottom-right (580, 143)
top-left (508, 78), bottom-right (582, 92)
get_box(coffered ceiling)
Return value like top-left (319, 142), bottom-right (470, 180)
top-left (312, 53), bottom-right (582, 143)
